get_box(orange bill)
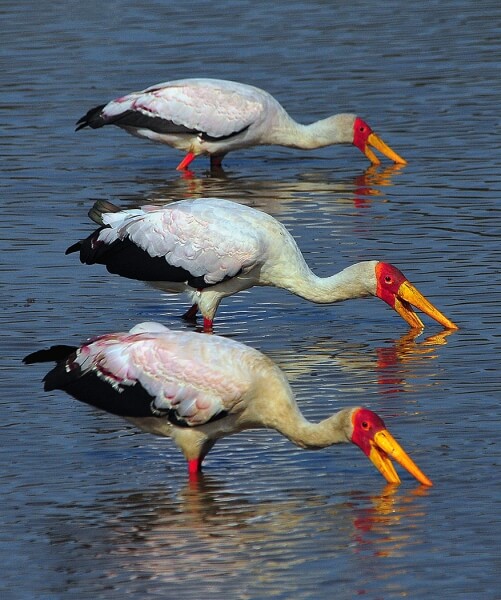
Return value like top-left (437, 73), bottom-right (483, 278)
top-left (369, 429), bottom-right (433, 486)
top-left (395, 280), bottom-right (458, 330)
top-left (365, 132), bottom-right (407, 165)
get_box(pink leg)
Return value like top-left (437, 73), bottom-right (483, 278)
top-left (182, 303), bottom-right (199, 321)
top-left (176, 151), bottom-right (196, 171)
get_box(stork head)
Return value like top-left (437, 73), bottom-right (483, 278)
top-left (352, 116), bottom-right (407, 165)
top-left (375, 262), bottom-right (458, 330)
top-left (350, 408), bottom-right (433, 486)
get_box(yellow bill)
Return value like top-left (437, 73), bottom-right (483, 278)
top-left (365, 132), bottom-right (407, 165)
top-left (396, 280), bottom-right (458, 330)
top-left (369, 429), bottom-right (433, 486)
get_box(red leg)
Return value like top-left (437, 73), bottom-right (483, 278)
top-left (176, 151), bottom-right (196, 170)
top-left (203, 317), bottom-right (213, 333)
top-left (182, 303), bottom-right (199, 321)
top-left (188, 457), bottom-right (203, 477)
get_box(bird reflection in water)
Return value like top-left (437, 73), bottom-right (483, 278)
top-left (117, 163), bottom-right (406, 217)
top-left (268, 328), bottom-right (454, 391)
top-left (375, 329), bottom-right (454, 392)
top-left (349, 484), bottom-right (432, 596)
top-left (46, 476), bottom-right (432, 593)
top-left (352, 163), bottom-right (406, 208)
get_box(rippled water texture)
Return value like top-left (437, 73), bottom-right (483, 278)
top-left (1, 1), bottom-right (500, 598)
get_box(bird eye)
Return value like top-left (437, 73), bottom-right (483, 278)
top-left (359, 126), bottom-right (366, 132)
top-left (385, 276), bottom-right (392, 284)
top-left (361, 421), bottom-right (369, 429)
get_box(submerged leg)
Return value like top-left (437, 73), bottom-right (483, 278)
top-left (176, 151), bottom-right (196, 171)
top-left (186, 440), bottom-right (216, 478)
top-left (182, 303), bottom-right (199, 321)
top-left (209, 154), bottom-right (225, 171)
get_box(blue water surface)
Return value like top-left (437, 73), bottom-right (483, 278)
top-left (1, 1), bottom-right (500, 598)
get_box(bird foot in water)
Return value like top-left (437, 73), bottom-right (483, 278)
top-left (182, 304), bottom-right (199, 321)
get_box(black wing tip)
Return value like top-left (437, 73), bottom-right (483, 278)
top-left (75, 103), bottom-right (107, 131)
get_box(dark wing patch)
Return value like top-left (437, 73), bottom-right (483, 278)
top-left (108, 111), bottom-right (200, 135)
top-left (70, 232), bottom-right (194, 282)
top-left (59, 371), bottom-right (229, 425)
top-left (39, 353), bottom-right (167, 419)
top-left (77, 104), bottom-right (251, 141)
top-left (46, 367), bottom-right (158, 419)
top-left (198, 124), bottom-right (251, 142)
top-left (40, 358), bottom-right (228, 425)
top-left (76, 105), bottom-right (189, 134)
top-left (113, 110), bottom-right (251, 141)
top-left (66, 227), bottom-right (241, 288)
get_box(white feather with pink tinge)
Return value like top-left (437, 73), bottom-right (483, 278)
top-left (72, 322), bottom-right (256, 426)
top-left (69, 198), bottom-right (457, 331)
top-left (76, 77), bottom-right (408, 170)
top-left (25, 321), bottom-right (433, 484)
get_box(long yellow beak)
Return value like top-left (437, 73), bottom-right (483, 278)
top-left (365, 132), bottom-right (407, 165)
top-left (369, 429), bottom-right (433, 486)
top-left (395, 280), bottom-right (458, 330)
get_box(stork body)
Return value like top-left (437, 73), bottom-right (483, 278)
top-left (66, 198), bottom-right (457, 332)
top-left (76, 78), bottom-right (406, 170)
top-left (24, 322), bottom-right (432, 485)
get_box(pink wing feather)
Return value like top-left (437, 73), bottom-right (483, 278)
top-left (71, 323), bottom-right (255, 426)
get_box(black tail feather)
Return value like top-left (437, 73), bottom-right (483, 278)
top-left (65, 224), bottom-right (109, 262)
top-left (23, 345), bottom-right (77, 365)
top-left (88, 199), bottom-right (120, 226)
top-left (65, 241), bottom-right (81, 255)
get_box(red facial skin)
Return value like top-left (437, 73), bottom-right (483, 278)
top-left (352, 117), bottom-right (374, 153)
top-left (351, 408), bottom-right (387, 457)
top-left (375, 262), bottom-right (408, 309)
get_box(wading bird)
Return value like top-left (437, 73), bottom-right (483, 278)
top-left (66, 198), bottom-right (458, 333)
top-left (24, 322), bottom-right (432, 485)
top-left (76, 78), bottom-right (406, 171)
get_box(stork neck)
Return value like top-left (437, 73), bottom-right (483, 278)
top-left (266, 113), bottom-right (356, 150)
top-left (276, 410), bottom-right (352, 450)
top-left (272, 261), bottom-right (378, 305)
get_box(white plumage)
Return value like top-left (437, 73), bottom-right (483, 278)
top-left (24, 322), bottom-right (433, 485)
top-left (76, 78), bottom-right (407, 170)
top-left (96, 198), bottom-right (275, 283)
top-left (67, 198), bottom-right (457, 332)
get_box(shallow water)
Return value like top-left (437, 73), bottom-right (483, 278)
top-left (1, 1), bottom-right (500, 598)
